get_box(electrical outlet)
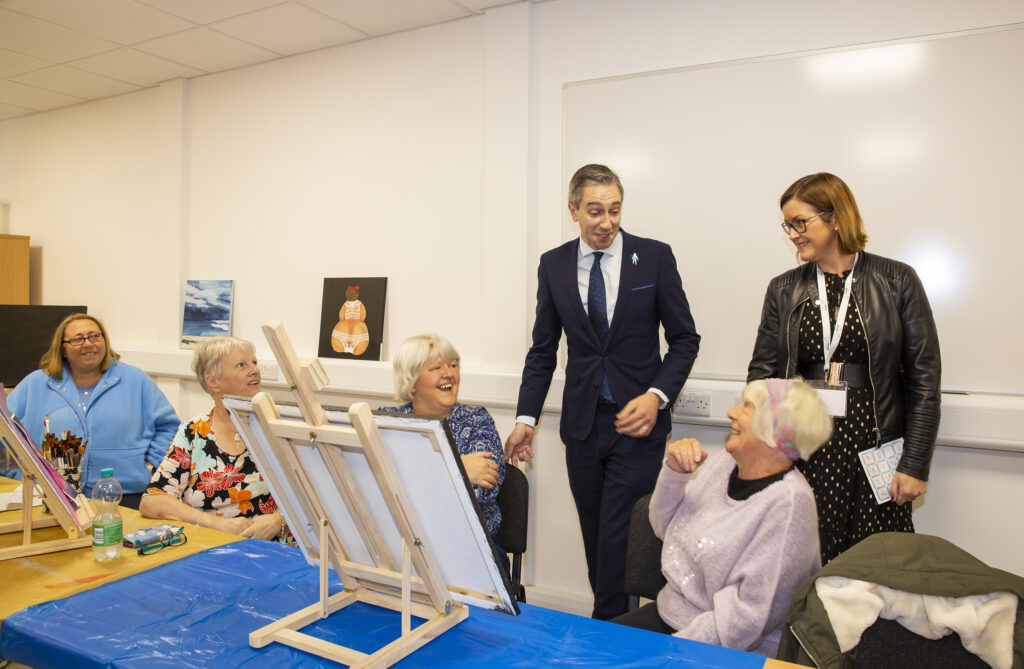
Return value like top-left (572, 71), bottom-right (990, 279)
top-left (674, 390), bottom-right (712, 417)
top-left (260, 361), bottom-right (279, 382)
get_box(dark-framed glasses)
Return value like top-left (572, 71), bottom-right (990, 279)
top-left (63, 332), bottom-right (104, 347)
top-left (781, 210), bottom-right (831, 234)
top-left (138, 533), bottom-right (188, 556)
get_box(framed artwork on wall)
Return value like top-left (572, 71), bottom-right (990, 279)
top-left (180, 280), bottom-right (234, 349)
top-left (318, 277), bottom-right (387, 361)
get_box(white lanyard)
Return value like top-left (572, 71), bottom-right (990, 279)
top-left (815, 254), bottom-right (857, 373)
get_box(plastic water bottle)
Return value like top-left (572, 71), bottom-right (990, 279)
top-left (91, 467), bottom-right (123, 562)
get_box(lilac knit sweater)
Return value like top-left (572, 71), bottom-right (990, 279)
top-left (650, 449), bottom-right (821, 657)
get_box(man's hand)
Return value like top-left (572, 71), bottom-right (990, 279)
top-left (889, 472), bottom-right (927, 505)
top-left (614, 392), bottom-right (661, 437)
top-left (504, 423), bottom-right (535, 466)
top-left (664, 438), bottom-right (707, 474)
top-left (462, 452), bottom-right (499, 488)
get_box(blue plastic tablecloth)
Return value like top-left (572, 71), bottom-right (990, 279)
top-left (0, 540), bottom-right (764, 668)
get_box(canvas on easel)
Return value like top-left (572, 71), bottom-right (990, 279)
top-left (0, 386), bottom-right (93, 561)
top-left (225, 322), bottom-right (515, 668)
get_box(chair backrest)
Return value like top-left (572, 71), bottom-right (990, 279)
top-left (496, 464), bottom-right (527, 554)
top-left (625, 493), bottom-right (666, 605)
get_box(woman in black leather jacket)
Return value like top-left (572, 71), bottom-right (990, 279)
top-left (747, 173), bottom-right (941, 564)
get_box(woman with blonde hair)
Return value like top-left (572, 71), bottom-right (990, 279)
top-left (612, 378), bottom-right (832, 657)
top-left (8, 313), bottom-right (179, 509)
top-left (141, 337), bottom-right (289, 542)
top-left (379, 334), bottom-right (507, 571)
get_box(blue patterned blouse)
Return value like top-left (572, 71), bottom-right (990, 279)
top-left (378, 402), bottom-right (504, 537)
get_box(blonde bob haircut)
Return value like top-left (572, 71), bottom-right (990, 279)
top-left (744, 378), bottom-right (833, 461)
top-left (780, 172), bottom-right (868, 255)
top-left (391, 334), bottom-right (460, 403)
top-left (41, 313), bottom-right (120, 379)
top-left (192, 336), bottom-right (256, 394)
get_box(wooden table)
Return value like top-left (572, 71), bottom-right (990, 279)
top-left (0, 477), bottom-right (240, 622)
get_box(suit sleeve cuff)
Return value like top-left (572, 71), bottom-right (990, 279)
top-left (515, 415), bottom-right (537, 428)
top-left (647, 388), bottom-right (669, 409)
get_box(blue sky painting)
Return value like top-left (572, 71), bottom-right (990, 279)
top-left (181, 279), bottom-right (233, 348)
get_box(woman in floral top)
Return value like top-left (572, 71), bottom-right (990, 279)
top-left (140, 337), bottom-right (289, 543)
top-left (379, 334), bottom-right (507, 569)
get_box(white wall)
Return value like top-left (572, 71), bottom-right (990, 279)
top-left (2, 0), bottom-right (1023, 615)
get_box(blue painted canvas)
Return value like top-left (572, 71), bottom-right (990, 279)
top-left (180, 279), bottom-right (234, 349)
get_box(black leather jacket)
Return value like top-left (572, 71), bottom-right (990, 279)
top-left (747, 251), bottom-right (941, 481)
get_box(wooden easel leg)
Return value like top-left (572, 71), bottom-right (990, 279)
top-left (320, 517), bottom-right (329, 619)
top-left (356, 605), bottom-right (469, 669)
top-left (249, 590), bottom-right (360, 649)
top-left (401, 540), bottom-right (411, 635)
top-left (22, 475), bottom-right (33, 544)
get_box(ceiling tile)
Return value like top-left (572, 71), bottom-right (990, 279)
top-left (2, 0), bottom-right (195, 45)
top-left (73, 47), bottom-right (205, 87)
top-left (0, 47), bottom-right (53, 78)
top-left (212, 3), bottom-right (367, 56)
top-left (134, 26), bottom-right (279, 71)
top-left (135, 0), bottom-right (287, 25)
top-left (299, 0), bottom-right (471, 37)
top-left (0, 8), bottom-right (120, 62)
top-left (12, 65), bottom-right (141, 100)
top-left (0, 101), bottom-right (35, 120)
top-left (0, 79), bottom-right (85, 110)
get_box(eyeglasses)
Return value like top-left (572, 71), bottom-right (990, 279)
top-left (780, 210), bottom-right (831, 234)
top-left (138, 533), bottom-right (188, 556)
top-left (63, 332), bottom-right (104, 347)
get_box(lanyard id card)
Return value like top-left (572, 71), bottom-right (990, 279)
top-left (808, 362), bottom-right (848, 417)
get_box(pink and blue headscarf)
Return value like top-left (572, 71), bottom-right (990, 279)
top-left (765, 378), bottom-right (801, 461)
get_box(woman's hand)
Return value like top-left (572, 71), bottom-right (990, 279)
top-left (890, 472), bottom-right (927, 505)
top-left (211, 515), bottom-right (254, 536)
top-left (241, 513), bottom-right (285, 541)
top-left (462, 452), bottom-right (499, 488)
top-left (665, 438), bottom-right (708, 474)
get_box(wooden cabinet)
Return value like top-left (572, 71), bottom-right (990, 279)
top-left (0, 234), bottom-right (29, 304)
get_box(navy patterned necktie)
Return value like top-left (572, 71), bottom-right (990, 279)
top-left (589, 252), bottom-right (609, 344)
top-left (589, 252), bottom-right (614, 401)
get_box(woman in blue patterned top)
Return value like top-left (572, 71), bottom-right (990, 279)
top-left (379, 334), bottom-right (507, 568)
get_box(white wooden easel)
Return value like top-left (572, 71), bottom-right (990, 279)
top-left (0, 412), bottom-right (93, 561)
top-left (244, 322), bottom-right (467, 668)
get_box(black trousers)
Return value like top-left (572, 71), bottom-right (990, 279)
top-left (563, 404), bottom-right (664, 620)
top-left (610, 601), bottom-right (677, 634)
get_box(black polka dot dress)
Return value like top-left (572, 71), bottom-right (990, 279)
top-left (795, 270), bottom-right (914, 564)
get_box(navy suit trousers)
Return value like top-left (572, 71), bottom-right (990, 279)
top-left (563, 403), bottom-right (665, 620)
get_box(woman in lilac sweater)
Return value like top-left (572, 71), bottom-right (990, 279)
top-left (612, 378), bottom-right (832, 657)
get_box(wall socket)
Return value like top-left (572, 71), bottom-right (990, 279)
top-left (674, 390), bottom-right (712, 417)
top-left (259, 361), bottom-right (279, 382)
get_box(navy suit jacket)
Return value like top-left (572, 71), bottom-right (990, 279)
top-left (516, 230), bottom-right (700, 441)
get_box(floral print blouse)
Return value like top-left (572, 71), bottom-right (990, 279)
top-left (145, 414), bottom-right (289, 544)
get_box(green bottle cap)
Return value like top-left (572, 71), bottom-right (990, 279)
top-left (100, 468), bottom-right (114, 478)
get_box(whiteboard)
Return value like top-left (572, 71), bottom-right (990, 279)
top-left (565, 25), bottom-right (1024, 394)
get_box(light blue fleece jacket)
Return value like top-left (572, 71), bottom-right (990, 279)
top-left (8, 359), bottom-right (179, 496)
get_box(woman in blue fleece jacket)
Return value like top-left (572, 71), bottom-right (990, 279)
top-left (8, 313), bottom-right (179, 509)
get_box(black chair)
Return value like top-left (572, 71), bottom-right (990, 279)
top-left (625, 493), bottom-right (666, 611)
top-left (496, 464), bottom-right (528, 602)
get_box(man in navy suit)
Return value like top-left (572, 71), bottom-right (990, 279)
top-left (505, 164), bottom-right (700, 619)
